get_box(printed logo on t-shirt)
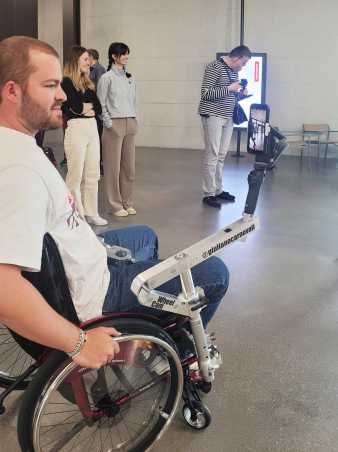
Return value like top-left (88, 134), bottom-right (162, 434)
top-left (66, 194), bottom-right (81, 229)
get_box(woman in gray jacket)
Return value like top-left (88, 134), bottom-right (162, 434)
top-left (97, 42), bottom-right (137, 217)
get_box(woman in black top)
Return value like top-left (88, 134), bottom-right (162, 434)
top-left (61, 46), bottom-right (107, 226)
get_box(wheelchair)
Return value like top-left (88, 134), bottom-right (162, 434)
top-left (0, 103), bottom-right (287, 451)
top-left (0, 233), bottom-right (222, 451)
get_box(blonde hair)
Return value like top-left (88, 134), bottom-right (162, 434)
top-left (0, 36), bottom-right (59, 101)
top-left (64, 46), bottom-right (94, 92)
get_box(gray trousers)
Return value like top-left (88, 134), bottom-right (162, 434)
top-left (102, 118), bottom-right (138, 212)
top-left (201, 115), bottom-right (233, 197)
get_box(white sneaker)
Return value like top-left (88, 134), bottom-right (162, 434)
top-left (114, 209), bottom-right (129, 217)
top-left (86, 216), bottom-right (108, 226)
top-left (126, 207), bottom-right (136, 215)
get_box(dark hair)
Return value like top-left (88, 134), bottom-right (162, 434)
top-left (107, 42), bottom-right (130, 71)
top-left (0, 36), bottom-right (59, 102)
top-left (229, 45), bottom-right (251, 59)
top-left (87, 48), bottom-right (99, 60)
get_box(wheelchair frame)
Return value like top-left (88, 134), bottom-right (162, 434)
top-left (0, 213), bottom-right (258, 452)
top-left (0, 213), bottom-right (259, 451)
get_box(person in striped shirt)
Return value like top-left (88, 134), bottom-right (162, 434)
top-left (198, 45), bottom-right (251, 209)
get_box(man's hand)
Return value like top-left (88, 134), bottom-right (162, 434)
top-left (73, 326), bottom-right (121, 369)
top-left (228, 81), bottom-right (242, 93)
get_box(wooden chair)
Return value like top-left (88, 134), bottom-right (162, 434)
top-left (301, 124), bottom-right (330, 159)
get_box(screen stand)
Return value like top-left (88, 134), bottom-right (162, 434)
top-left (232, 129), bottom-right (245, 158)
top-left (244, 162), bottom-right (266, 215)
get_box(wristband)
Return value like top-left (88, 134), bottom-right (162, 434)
top-left (67, 329), bottom-right (87, 359)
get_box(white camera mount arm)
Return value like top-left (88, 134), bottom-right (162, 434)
top-left (131, 215), bottom-right (259, 317)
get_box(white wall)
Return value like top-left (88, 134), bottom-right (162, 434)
top-left (246, 0), bottom-right (338, 132)
top-left (38, 0), bottom-right (64, 144)
top-left (81, 0), bottom-right (338, 150)
top-left (38, 0), bottom-right (63, 60)
top-left (81, 0), bottom-right (240, 149)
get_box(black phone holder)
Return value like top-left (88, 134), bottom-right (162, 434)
top-left (244, 104), bottom-right (288, 215)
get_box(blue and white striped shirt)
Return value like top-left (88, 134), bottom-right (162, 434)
top-left (198, 58), bottom-right (238, 119)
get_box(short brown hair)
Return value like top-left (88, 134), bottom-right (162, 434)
top-left (0, 36), bottom-right (59, 101)
top-left (87, 48), bottom-right (99, 60)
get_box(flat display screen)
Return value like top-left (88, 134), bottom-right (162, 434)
top-left (216, 52), bottom-right (267, 128)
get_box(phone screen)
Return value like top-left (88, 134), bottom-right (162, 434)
top-left (248, 107), bottom-right (267, 153)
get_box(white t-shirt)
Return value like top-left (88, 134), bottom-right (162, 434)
top-left (0, 127), bottom-right (110, 321)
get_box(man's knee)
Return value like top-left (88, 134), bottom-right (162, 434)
top-left (100, 225), bottom-right (158, 261)
top-left (100, 225), bottom-right (156, 241)
top-left (201, 256), bottom-right (229, 300)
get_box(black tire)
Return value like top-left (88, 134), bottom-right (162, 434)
top-left (182, 401), bottom-right (211, 430)
top-left (0, 324), bottom-right (36, 389)
top-left (18, 318), bottom-right (183, 452)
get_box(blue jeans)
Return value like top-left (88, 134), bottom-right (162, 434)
top-left (101, 225), bottom-right (229, 327)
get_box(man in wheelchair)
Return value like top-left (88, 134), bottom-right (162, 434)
top-left (0, 37), bottom-right (288, 451)
top-left (0, 38), bottom-right (228, 374)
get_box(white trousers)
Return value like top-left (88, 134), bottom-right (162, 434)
top-left (201, 115), bottom-right (233, 197)
top-left (64, 118), bottom-right (100, 217)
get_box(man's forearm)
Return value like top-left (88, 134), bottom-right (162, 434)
top-left (0, 264), bottom-right (80, 354)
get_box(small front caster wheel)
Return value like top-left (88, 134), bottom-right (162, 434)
top-left (182, 402), bottom-right (211, 430)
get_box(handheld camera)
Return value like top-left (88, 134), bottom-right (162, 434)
top-left (247, 104), bottom-right (287, 163)
top-left (244, 104), bottom-right (288, 215)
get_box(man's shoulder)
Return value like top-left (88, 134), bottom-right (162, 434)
top-left (97, 63), bottom-right (106, 73)
top-left (0, 129), bottom-right (60, 185)
top-left (206, 59), bottom-right (224, 71)
top-left (0, 128), bottom-right (39, 157)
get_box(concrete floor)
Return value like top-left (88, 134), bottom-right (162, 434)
top-left (1, 146), bottom-right (338, 451)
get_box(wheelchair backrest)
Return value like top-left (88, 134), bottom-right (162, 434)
top-left (12, 233), bottom-right (80, 359)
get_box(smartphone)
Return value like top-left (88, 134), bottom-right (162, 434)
top-left (247, 104), bottom-right (270, 154)
top-left (239, 94), bottom-right (253, 100)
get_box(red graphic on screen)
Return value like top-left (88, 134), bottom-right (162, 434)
top-left (254, 62), bottom-right (260, 82)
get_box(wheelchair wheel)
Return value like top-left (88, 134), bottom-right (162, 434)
top-left (182, 401), bottom-right (211, 430)
top-left (18, 318), bottom-right (183, 452)
top-left (0, 324), bottom-right (35, 389)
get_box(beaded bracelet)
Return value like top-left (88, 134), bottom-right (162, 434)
top-left (67, 329), bottom-right (87, 359)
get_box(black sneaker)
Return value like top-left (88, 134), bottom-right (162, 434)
top-left (215, 191), bottom-right (235, 202)
top-left (202, 196), bottom-right (221, 209)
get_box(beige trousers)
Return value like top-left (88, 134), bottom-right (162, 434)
top-left (102, 118), bottom-right (137, 212)
top-left (64, 117), bottom-right (100, 217)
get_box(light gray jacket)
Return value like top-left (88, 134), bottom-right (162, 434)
top-left (97, 66), bottom-right (136, 128)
